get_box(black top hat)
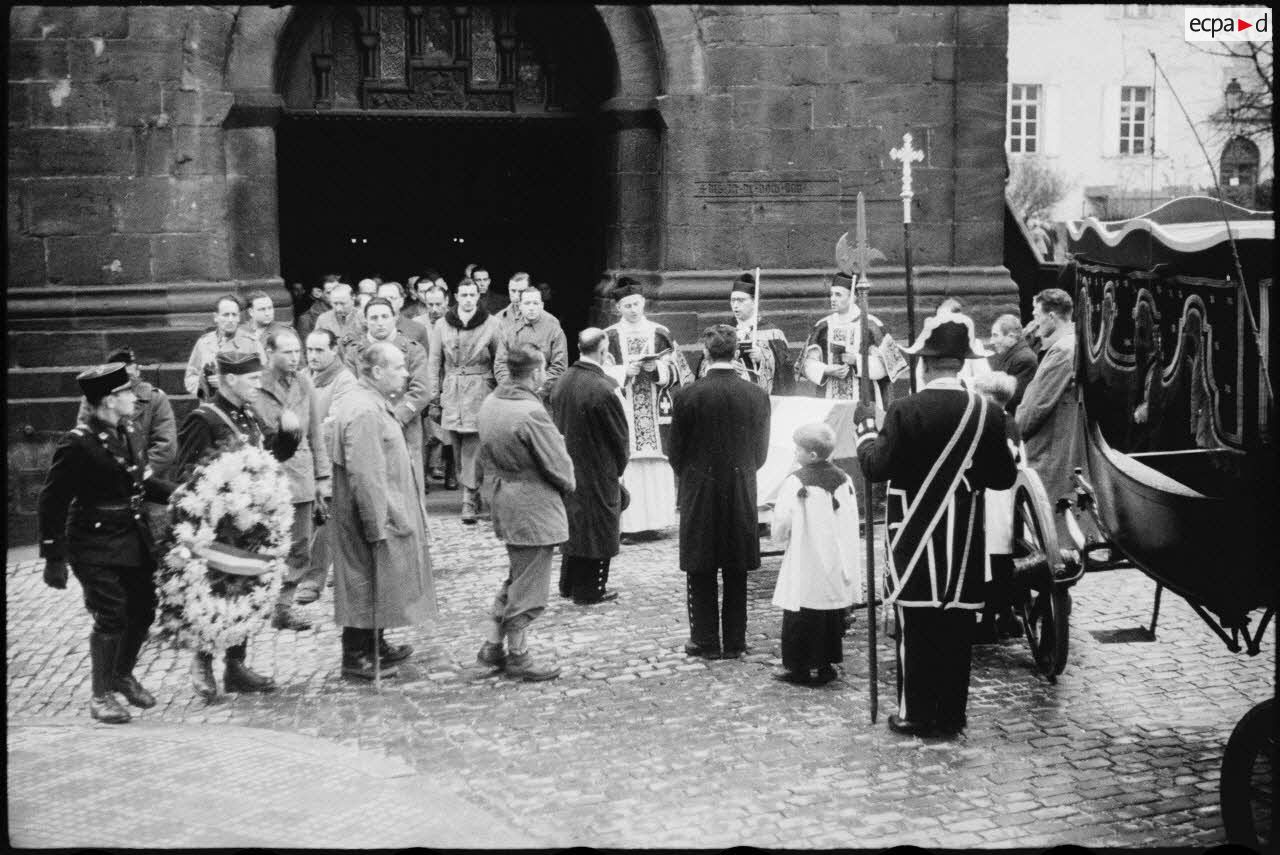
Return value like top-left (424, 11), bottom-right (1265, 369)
top-left (901, 314), bottom-right (987, 359)
top-left (609, 276), bottom-right (644, 302)
top-left (215, 351), bottom-right (263, 376)
top-left (77, 363), bottom-right (132, 400)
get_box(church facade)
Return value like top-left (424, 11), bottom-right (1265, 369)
top-left (7, 5), bottom-right (1014, 541)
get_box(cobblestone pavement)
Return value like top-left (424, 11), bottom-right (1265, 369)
top-left (7, 516), bottom-right (1273, 849)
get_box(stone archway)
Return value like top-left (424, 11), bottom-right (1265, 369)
top-left (222, 4), bottom-right (673, 310)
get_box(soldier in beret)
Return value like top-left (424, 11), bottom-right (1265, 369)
top-left (174, 351), bottom-right (302, 701)
top-left (39, 364), bottom-right (177, 723)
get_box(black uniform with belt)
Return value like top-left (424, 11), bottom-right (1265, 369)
top-left (39, 409), bottom-right (175, 720)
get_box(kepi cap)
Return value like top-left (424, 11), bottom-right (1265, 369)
top-left (215, 351), bottom-right (263, 376)
top-left (77, 363), bottom-right (131, 399)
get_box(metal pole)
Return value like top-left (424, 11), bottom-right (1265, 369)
top-left (372, 548), bottom-right (381, 693)
top-left (904, 224), bottom-right (918, 394)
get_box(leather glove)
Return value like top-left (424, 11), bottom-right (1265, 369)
top-left (853, 401), bottom-right (878, 434)
top-left (43, 558), bottom-right (68, 590)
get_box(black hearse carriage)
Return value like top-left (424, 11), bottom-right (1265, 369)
top-left (1006, 196), bottom-right (1274, 846)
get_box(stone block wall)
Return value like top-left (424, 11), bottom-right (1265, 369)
top-left (655, 5), bottom-right (1009, 277)
top-left (7, 5), bottom-right (288, 324)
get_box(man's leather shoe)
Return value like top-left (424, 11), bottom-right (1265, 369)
top-left (343, 653), bottom-right (399, 681)
top-left (224, 659), bottom-right (277, 693)
top-left (933, 716), bottom-right (967, 736)
top-left (191, 652), bottom-right (218, 701)
top-left (814, 665), bottom-right (838, 685)
top-left (90, 693), bottom-right (131, 724)
top-left (573, 591), bottom-right (619, 606)
top-left (771, 669), bottom-right (814, 685)
top-left (683, 641), bottom-right (721, 659)
top-left (294, 585), bottom-right (321, 606)
top-left (888, 713), bottom-right (931, 735)
top-left (503, 651), bottom-right (560, 682)
top-left (271, 605), bottom-right (312, 631)
top-left (379, 640), bottom-right (413, 664)
top-left (719, 646), bottom-right (750, 660)
top-left (111, 673), bottom-right (157, 709)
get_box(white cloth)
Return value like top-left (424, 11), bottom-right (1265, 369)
top-left (770, 473), bottom-right (862, 610)
top-left (620, 457), bottom-right (677, 533)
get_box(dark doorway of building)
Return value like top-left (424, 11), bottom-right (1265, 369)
top-left (277, 114), bottom-right (605, 348)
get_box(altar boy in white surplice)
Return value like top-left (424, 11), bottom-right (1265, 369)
top-left (602, 278), bottom-right (694, 538)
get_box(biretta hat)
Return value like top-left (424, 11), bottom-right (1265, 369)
top-left (831, 271), bottom-right (856, 291)
top-left (216, 351), bottom-right (263, 376)
top-left (730, 271), bottom-right (756, 297)
top-left (77, 363), bottom-right (131, 399)
top-left (609, 276), bottom-right (644, 302)
top-left (105, 345), bottom-right (136, 364)
top-left (901, 313), bottom-right (988, 359)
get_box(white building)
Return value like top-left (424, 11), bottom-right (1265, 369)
top-left (1008, 4), bottom-right (1273, 221)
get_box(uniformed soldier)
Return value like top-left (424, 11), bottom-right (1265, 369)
top-left (174, 351), bottom-right (301, 701)
top-left (38, 363), bottom-right (176, 724)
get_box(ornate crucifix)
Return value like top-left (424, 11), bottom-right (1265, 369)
top-left (890, 132), bottom-right (925, 387)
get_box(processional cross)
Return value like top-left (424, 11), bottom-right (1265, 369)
top-left (890, 132), bottom-right (925, 388)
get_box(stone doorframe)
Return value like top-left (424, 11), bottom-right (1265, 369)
top-left (222, 5), bottom-right (700, 294)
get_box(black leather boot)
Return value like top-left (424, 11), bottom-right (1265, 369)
top-left (89, 633), bottom-right (131, 724)
top-left (224, 652), bottom-right (277, 693)
top-left (443, 451), bottom-right (458, 490)
top-left (271, 603), bottom-right (313, 631)
top-left (377, 629), bottom-right (413, 663)
top-left (112, 623), bottom-right (157, 708)
top-left (191, 651), bottom-right (218, 701)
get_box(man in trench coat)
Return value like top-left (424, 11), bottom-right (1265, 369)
top-left (549, 328), bottom-right (630, 605)
top-left (475, 343), bottom-right (577, 681)
top-left (328, 342), bottom-right (438, 680)
top-left (668, 324), bottom-right (772, 659)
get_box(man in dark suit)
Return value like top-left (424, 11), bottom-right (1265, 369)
top-left (549, 328), bottom-right (631, 605)
top-left (668, 324), bottom-right (772, 659)
top-left (856, 315), bottom-right (1017, 737)
top-left (39, 364), bottom-right (176, 723)
top-left (987, 313), bottom-right (1038, 412)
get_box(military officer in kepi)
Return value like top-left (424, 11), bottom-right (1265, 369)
top-left (38, 363), bottom-right (177, 724)
top-left (855, 316), bottom-right (1017, 737)
top-left (174, 350), bottom-right (301, 700)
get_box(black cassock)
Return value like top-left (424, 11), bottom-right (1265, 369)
top-left (548, 360), bottom-right (630, 560)
top-left (858, 380), bottom-right (1016, 728)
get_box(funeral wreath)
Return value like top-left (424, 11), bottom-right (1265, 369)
top-left (156, 445), bottom-right (294, 653)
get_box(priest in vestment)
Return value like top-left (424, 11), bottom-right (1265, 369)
top-left (797, 271), bottom-right (905, 408)
top-left (701, 272), bottom-right (794, 396)
top-left (602, 278), bottom-right (694, 537)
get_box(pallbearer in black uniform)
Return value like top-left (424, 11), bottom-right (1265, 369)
top-left (855, 316), bottom-right (1016, 736)
top-left (38, 363), bottom-right (176, 723)
top-left (174, 351), bottom-right (301, 700)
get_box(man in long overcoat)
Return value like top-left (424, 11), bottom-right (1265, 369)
top-left (475, 343), bottom-right (577, 681)
top-left (427, 278), bottom-right (501, 523)
top-left (668, 324), bottom-right (772, 659)
top-left (328, 342), bottom-right (438, 680)
top-left (549, 328), bottom-right (630, 605)
top-left (856, 316), bottom-right (1017, 737)
top-left (1015, 288), bottom-right (1091, 547)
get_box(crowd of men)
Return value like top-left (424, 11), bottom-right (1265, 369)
top-left (39, 262), bottom-right (1088, 738)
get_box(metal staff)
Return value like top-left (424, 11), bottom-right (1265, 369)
top-left (372, 546), bottom-right (381, 692)
top-left (890, 132), bottom-right (924, 394)
top-left (854, 191), bottom-right (879, 724)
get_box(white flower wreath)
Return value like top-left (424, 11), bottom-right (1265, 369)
top-left (156, 444), bottom-right (295, 654)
